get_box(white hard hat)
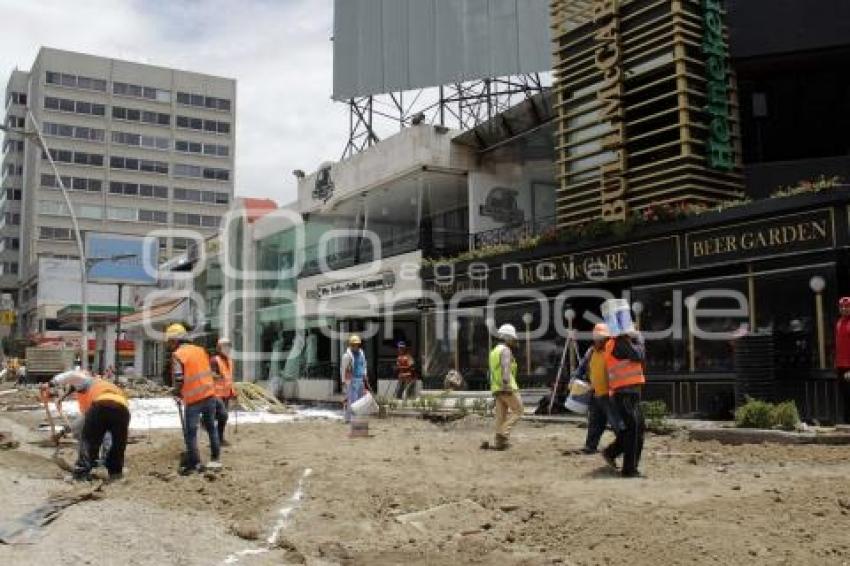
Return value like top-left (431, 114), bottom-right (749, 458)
top-left (497, 323), bottom-right (518, 341)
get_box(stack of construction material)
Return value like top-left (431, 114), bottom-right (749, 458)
top-left (234, 382), bottom-right (292, 414)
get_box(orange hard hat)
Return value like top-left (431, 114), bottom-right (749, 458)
top-left (592, 323), bottom-right (611, 339)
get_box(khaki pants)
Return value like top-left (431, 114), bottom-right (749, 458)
top-left (494, 391), bottom-right (524, 439)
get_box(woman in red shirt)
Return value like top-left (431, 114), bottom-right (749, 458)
top-left (834, 297), bottom-right (850, 423)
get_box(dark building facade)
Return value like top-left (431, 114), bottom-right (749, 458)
top-left (421, 0), bottom-right (850, 422)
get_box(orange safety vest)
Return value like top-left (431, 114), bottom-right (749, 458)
top-left (213, 354), bottom-right (236, 399)
top-left (76, 378), bottom-right (128, 414)
top-left (174, 344), bottom-right (215, 405)
top-left (397, 354), bottom-right (415, 383)
top-left (604, 339), bottom-right (646, 394)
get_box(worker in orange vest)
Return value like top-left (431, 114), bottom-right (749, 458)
top-left (601, 330), bottom-right (646, 478)
top-left (211, 337), bottom-right (236, 446)
top-left (166, 323), bottom-right (221, 475)
top-left (48, 369), bottom-right (130, 481)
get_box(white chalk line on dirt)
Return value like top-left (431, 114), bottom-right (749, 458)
top-left (222, 467), bottom-right (313, 565)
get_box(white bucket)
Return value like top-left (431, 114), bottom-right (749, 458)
top-left (601, 298), bottom-right (635, 336)
top-left (564, 379), bottom-right (592, 414)
top-left (350, 391), bottom-right (379, 416)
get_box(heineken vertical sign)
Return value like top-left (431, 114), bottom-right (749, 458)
top-left (702, 0), bottom-right (734, 171)
top-left (551, 0), bottom-right (744, 228)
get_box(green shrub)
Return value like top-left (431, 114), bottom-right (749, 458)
top-left (734, 398), bottom-right (801, 430)
top-left (772, 401), bottom-right (801, 431)
top-left (640, 400), bottom-right (673, 434)
top-left (735, 398), bottom-right (775, 429)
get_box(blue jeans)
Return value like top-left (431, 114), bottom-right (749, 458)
top-left (344, 379), bottom-right (365, 423)
top-left (183, 396), bottom-right (220, 468)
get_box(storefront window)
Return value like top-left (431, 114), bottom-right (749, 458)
top-left (755, 266), bottom-right (836, 370)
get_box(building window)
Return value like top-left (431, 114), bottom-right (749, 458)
top-left (3, 213), bottom-right (20, 226)
top-left (4, 188), bottom-right (21, 201)
top-left (43, 96), bottom-right (106, 117)
top-left (2, 139), bottom-right (24, 154)
top-left (173, 187), bottom-right (229, 205)
top-left (109, 181), bottom-right (168, 199)
top-left (43, 121), bottom-right (105, 142)
top-left (138, 209), bottom-right (168, 223)
top-left (45, 71), bottom-right (107, 92)
top-left (176, 92), bottom-right (231, 112)
top-left (173, 164), bottom-right (229, 181)
top-left (106, 206), bottom-right (137, 222)
top-left (173, 212), bottom-right (220, 228)
top-left (111, 131), bottom-right (170, 150)
top-left (1, 237), bottom-right (19, 251)
top-left (38, 200), bottom-right (102, 220)
top-left (175, 140), bottom-right (229, 157)
top-left (3, 164), bottom-right (23, 177)
top-left (112, 81), bottom-right (172, 103)
top-left (43, 149), bottom-right (104, 167)
top-left (39, 226), bottom-right (73, 240)
top-left (6, 116), bottom-right (24, 129)
top-left (6, 92), bottom-right (27, 107)
top-left (109, 155), bottom-right (168, 175)
top-left (112, 106), bottom-right (171, 127)
top-left (176, 115), bottom-right (230, 135)
top-left (41, 174), bottom-right (102, 192)
top-left (0, 262), bottom-right (19, 275)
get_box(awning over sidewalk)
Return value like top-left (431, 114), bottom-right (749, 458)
top-left (120, 298), bottom-right (187, 329)
top-left (57, 304), bottom-right (135, 328)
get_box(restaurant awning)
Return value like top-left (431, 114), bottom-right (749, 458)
top-left (120, 298), bottom-right (188, 329)
top-left (57, 304), bottom-right (135, 328)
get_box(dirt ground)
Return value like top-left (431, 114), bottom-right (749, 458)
top-left (2, 407), bottom-right (850, 566)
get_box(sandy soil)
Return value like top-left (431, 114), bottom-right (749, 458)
top-left (2, 408), bottom-right (850, 566)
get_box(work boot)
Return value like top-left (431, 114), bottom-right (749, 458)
top-left (179, 463), bottom-right (202, 476)
top-left (205, 460), bottom-right (223, 471)
top-left (493, 434), bottom-right (509, 451)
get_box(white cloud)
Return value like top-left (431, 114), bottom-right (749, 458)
top-left (0, 0), bottom-right (349, 205)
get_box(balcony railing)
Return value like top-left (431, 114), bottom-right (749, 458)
top-left (470, 215), bottom-right (556, 250)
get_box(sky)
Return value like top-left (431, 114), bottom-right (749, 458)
top-left (0, 0), bottom-right (348, 205)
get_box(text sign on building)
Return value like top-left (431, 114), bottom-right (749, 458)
top-left (429, 236), bottom-right (680, 295)
top-left (686, 210), bottom-right (835, 267)
top-left (85, 233), bottom-right (159, 286)
top-left (551, 0), bottom-right (743, 227)
top-left (309, 272), bottom-right (396, 300)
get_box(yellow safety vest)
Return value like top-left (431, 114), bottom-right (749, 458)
top-left (489, 344), bottom-right (518, 393)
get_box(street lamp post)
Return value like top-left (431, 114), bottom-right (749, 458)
top-left (1, 111), bottom-right (89, 369)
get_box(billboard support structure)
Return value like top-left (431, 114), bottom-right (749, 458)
top-left (342, 73), bottom-right (545, 159)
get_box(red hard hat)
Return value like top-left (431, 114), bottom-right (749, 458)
top-left (840, 297), bottom-right (850, 308)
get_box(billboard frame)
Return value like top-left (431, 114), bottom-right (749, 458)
top-left (84, 232), bottom-right (160, 287)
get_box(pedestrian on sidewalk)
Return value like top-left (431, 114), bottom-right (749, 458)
top-left (487, 324), bottom-right (523, 450)
top-left (602, 330), bottom-right (646, 477)
top-left (211, 337), bottom-right (236, 446)
top-left (341, 335), bottom-right (370, 423)
top-left (166, 323), bottom-right (221, 475)
top-left (393, 341), bottom-right (417, 400)
top-left (49, 369), bottom-right (130, 481)
top-left (571, 323), bottom-right (618, 454)
top-left (834, 297), bottom-right (850, 423)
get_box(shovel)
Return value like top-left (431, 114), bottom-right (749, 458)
top-left (175, 398), bottom-right (189, 468)
top-left (38, 386), bottom-right (58, 445)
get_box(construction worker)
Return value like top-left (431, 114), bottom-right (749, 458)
top-left (601, 330), bottom-right (646, 478)
top-left (166, 323), bottom-right (221, 474)
top-left (393, 341), bottom-right (417, 400)
top-left (571, 323), bottom-right (618, 454)
top-left (487, 323), bottom-right (523, 450)
top-left (211, 337), bottom-right (236, 446)
top-left (48, 369), bottom-right (130, 481)
top-left (340, 335), bottom-right (369, 423)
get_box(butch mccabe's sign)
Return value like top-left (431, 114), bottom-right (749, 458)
top-left (429, 237), bottom-right (680, 295)
top-left (686, 210), bottom-right (834, 267)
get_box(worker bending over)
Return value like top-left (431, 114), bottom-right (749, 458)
top-left (48, 369), bottom-right (130, 481)
top-left (166, 323), bottom-right (221, 474)
top-left (211, 337), bottom-right (236, 446)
